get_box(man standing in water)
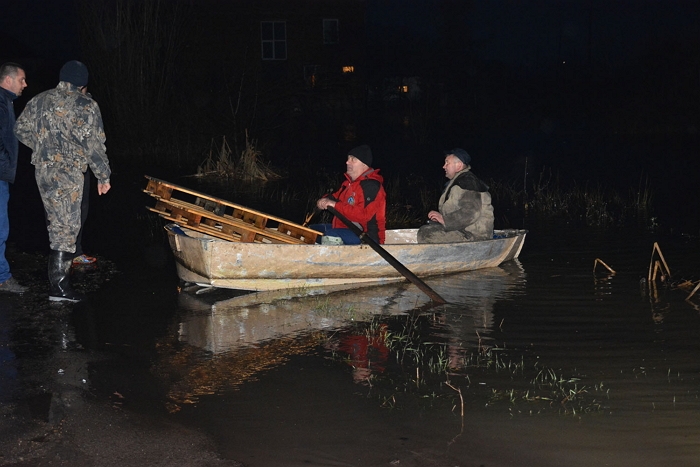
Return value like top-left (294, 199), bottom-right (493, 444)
top-left (0, 63), bottom-right (28, 294)
top-left (15, 60), bottom-right (111, 302)
top-left (418, 148), bottom-right (494, 243)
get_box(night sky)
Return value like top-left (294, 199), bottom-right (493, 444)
top-left (4, 1), bottom-right (699, 86)
top-left (469, 1), bottom-right (700, 67)
top-left (2, 0), bottom-right (699, 232)
top-left (1, 1), bottom-right (80, 63)
top-left (363, 0), bottom-right (700, 67)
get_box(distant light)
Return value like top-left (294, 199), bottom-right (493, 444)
top-left (562, 61), bottom-right (566, 64)
top-left (343, 66), bottom-right (354, 73)
top-left (400, 85), bottom-right (408, 93)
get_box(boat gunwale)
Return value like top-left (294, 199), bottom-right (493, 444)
top-left (165, 223), bottom-right (527, 291)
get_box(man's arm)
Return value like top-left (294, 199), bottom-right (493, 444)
top-left (13, 102), bottom-right (37, 151)
top-left (84, 101), bottom-right (111, 186)
top-left (0, 103), bottom-right (11, 174)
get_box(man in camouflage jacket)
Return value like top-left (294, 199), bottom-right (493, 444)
top-left (14, 60), bottom-right (111, 302)
top-left (418, 148), bottom-right (494, 243)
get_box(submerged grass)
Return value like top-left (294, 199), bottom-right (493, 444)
top-left (328, 314), bottom-right (608, 417)
top-left (475, 350), bottom-right (608, 416)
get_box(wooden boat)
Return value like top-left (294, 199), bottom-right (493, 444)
top-left (165, 224), bottom-right (526, 291)
top-left (144, 176), bottom-right (527, 292)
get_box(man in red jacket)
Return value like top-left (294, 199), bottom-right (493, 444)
top-left (315, 145), bottom-right (386, 244)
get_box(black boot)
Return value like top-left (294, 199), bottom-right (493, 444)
top-left (49, 250), bottom-right (85, 302)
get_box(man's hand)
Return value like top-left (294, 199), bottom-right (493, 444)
top-left (97, 182), bottom-right (111, 195)
top-left (427, 210), bottom-right (444, 225)
top-left (316, 197), bottom-right (336, 210)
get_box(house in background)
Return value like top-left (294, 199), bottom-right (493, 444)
top-left (256, 0), bottom-right (367, 92)
top-left (183, 0), bottom-right (369, 147)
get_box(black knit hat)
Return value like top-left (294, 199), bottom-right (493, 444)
top-left (348, 144), bottom-right (372, 167)
top-left (446, 148), bottom-right (471, 165)
top-left (59, 60), bottom-right (89, 87)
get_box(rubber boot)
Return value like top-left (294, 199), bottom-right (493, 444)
top-left (49, 250), bottom-right (85, 302)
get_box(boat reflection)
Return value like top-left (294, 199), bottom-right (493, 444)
top-left (177, 260), bottom-right (526, 355)
top-left (158, 261), bottom-right (526, 410)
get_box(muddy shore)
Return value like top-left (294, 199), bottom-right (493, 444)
top-left (0, 246), bottom-right (243, 467)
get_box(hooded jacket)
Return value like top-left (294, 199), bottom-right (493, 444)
top-left (329, 168), bottom-right (386, 244)
top-left (14, 81), bottom-right (111, 184)
top-left (438, 168), bottom-right (494, 241)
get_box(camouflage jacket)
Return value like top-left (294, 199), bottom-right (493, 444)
top-left (438, 168), bottom-right (494, 240)
top-left (14, 81), bottom-right (111, 184)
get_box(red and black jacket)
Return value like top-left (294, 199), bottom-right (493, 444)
top-left (329, 168), bottom-right (386, 244)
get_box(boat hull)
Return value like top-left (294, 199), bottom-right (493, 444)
top-left (166, 225), bottom-right (527, 291)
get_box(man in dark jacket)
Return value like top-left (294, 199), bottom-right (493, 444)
top-left (315, 144), bottom-right (386, 244)
top-left (0, 63), bottom-right (27, 294)
top-left (418, 148), bottom-right (494, 243)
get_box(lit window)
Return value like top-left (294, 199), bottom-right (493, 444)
top-left (323, 19), bottom-right (339, 44)
top-left (400, 85), bottom-right (408, 93)
top-left (261, 21), bottom-right (287, 60)
top-left (342, 66), bottom-right (354, 73)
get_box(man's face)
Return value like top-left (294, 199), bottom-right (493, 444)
top-left (346, 155), bottom-right (368, 181)
top-left (443, 154), bottom-right (464, 180)
top-left (4, 69), bottom-right (27, 96)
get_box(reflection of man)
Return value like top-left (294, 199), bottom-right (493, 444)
top-left (0, 63), bottom-right (28, 294)
top-left (314, 145), bottom-right (386, 244)
top-left (15, 61), bottom-right (111, 302)
top-left (418, 148), bottom-right (494, 243)
top-left (338, 325), bottom-right (389, 384)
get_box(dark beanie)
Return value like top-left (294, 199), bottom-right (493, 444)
top-left (446, 148), bottom-right (471, 165)
top-left (59, 60), bottom-right (89, 87)
top-left (348, 144), bottom-right (373, 167)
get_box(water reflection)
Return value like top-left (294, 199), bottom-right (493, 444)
top-left (177, 261), bottom-right (526, 355)
top-left (158, 262), bottom-right (526, 409)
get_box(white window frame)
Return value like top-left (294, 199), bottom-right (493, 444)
top-left (261, 21), bottom-right (287, 60)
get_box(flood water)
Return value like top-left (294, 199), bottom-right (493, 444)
top-left (160, 226), bottom-right (700, 467)
top-left (2, 170), bottom-right (700, 466)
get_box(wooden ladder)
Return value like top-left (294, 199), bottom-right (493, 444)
top-left (144, 176), bottom-right (321, 244)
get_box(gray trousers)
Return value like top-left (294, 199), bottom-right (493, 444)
top-left (417, 223), bottom-right (475, 243)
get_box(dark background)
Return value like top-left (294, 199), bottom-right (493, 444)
top-left (2, 0), bottom-right (699, 238)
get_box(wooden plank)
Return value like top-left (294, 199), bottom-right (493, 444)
top-left (149, 207), bottom-right (272, 244)
top-left (149, 197), bottom-right (311, 244)
top-left (195, 198), bottom-right (226, 216)
top-left (149, 203), bottom-right (265, 243)
top-left (148, 208), bottom-right (247, 243)
top-left (144, 175), bottom-right (319, 243)
top-left (146, 178), bottom-right (174, 200)
top-left (277, 223), bottom-right (315, 242)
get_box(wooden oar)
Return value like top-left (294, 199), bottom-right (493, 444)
top-left (327, 206), bottom-right (447, 305)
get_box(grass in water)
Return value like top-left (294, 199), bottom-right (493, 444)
top-left (327, 314), bottom-right (608, 417)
